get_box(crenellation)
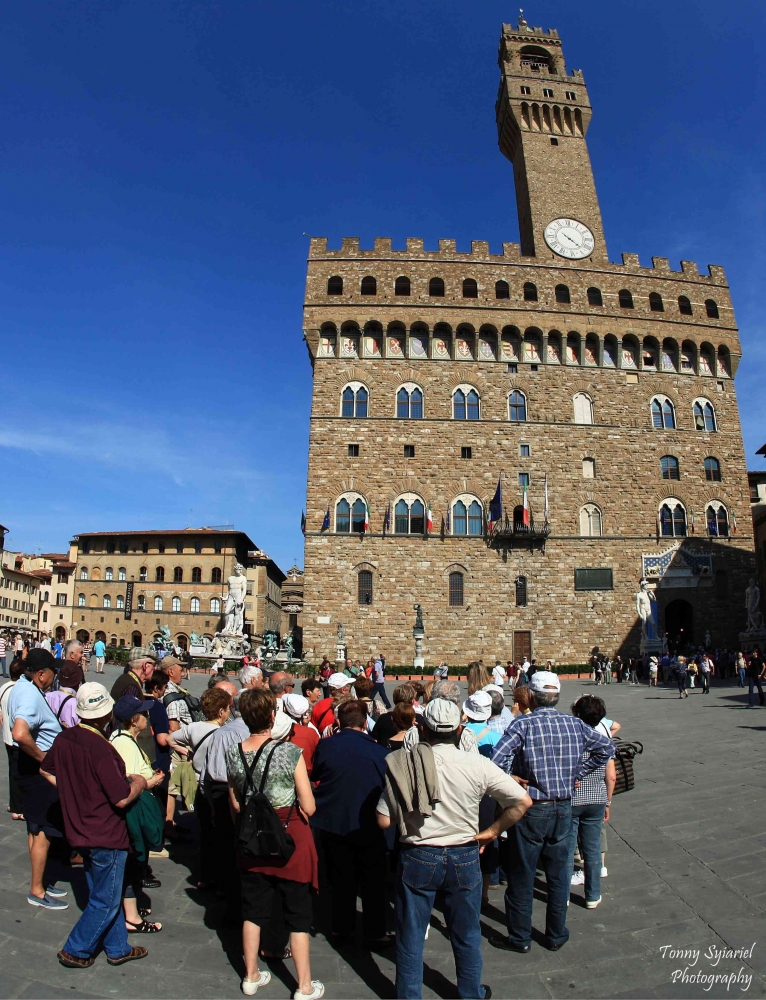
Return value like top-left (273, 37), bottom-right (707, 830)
top-left (651, 257), bottom-right (671, 272)
top-left (502, 242), bottom-right (521, 258)
top-left (405, 237), bottom-right (424, 253)
top-left (621, 253), bottom-right (641, 267)
top-left (471, 240), bottom-right (490, 259)
top-left (438, 239), bottom-right (457, 253)
top-left (341, 236), bottom-right (360, 252)
top-left (374, 237), bottom-right (392, 252)
top-left (681, 260), bottom-right (701, 277)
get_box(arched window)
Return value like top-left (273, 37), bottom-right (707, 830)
top-left (341, 383), bottom-right (368, 418)
top-left (155, 567), bottom-right (165, 582)
top-left (453, 388), bottom-right (480, 420)
top-left (137, 595), bottom-right (145, 610)
top-left (660, 500), bottom-right (687, 537)
top-left (704, 457), bottom-right (721, 482)
top-left (649, 292), bottom-right (664, 312)
top-left (618, 289), bottom-right (634, 309)
top-left (210, 598), bottom-right (221, 614)
top-left (360, 276), bottom-right (377, 296)
top-left (192, 567), bottom-right (202, 583)
top-left (105, 567), bottom-right (113, 581)
top-left (678, 295), bottom-right (693, 315)
top-left (116, 595), bottom-right (124, 609)
top-left (173, 567), bottom-right (183, 583)
top-left (573, 392), bottom-right (593, 425)
top-left (651, 396), bottom-right (676, 429)
top-left (190, 597), bottom-right (200, 613)
top-left (139, 566), bottom-right (147, 582)
top-left (705, 299), bottom-right (719, 319)
top-left (335, 496), bottom-right (367, 534)
top-left (358, 570), bottom-right (373, 606)
top-left (706, 503), bottom-right (729, 537)
top-left (154, 596), bottom-right (163, 611)
top-left (118, 567), bottom-right (126, 581)
top-left (515, 576), bottom-right (528, 607)
top-left (693, 400), bottom-right (716, 432)
top-left (396, 384), bottom-right (423, 419)
top-left (80, 568), bottom-right (88, 580)
top-left (211, 568), bottom-right (222, 584)
top-left (172, 597), bottom-right (181, 612)
top-left (555, 284), bottom-right (571, 304)
top-left (103, 595), bottom-right (111, 608)
top-left (579, 504), bottom-right (602, 537)
top-left (395, 275), bottom-right (411, 296)
top-left (78, 593), bottom-right (85, 606)
top-left (523, 282), bottom-right (538, 302)
top-left (462, 278), bottom-right (478, 298)
top-left (327, 275), bottom-right (343, 295)
top-left (660, 455), bottom-right (680, 480)
top-left (587, 287), bottom-right (603, 306)
top-left (508, 390), bottom-right (527, 422)
top-left (91, 567), bottom-right (101, 581)
top-left (449, 572), bottom-right (464, 607)
top-left (495, 280), bottom-right (510, 300)
top-left (429, 277), bottom-right (445, 297)
top-left (452, 499), bottom-right (484, 536)
top-left (394, 496), bottom-right (425, 534)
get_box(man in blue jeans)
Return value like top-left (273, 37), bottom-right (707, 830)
top-left (377, 698), bottom-right (531, 999)
top-left (491, 671), bottom-right (614, 953)
top-left (371, 654), bottom-right (391, 709)
top-left (40, 682), bottom-right (149, 968)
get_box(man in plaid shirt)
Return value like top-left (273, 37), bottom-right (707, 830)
top-left (490, 671), bottom-right (613, 953)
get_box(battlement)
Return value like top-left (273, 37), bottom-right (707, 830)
top-left (502, 22), bottom-right (560, 41)
top-left (307, 237), bottom-right (727, 284)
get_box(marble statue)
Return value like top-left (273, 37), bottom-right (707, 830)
top-left (635, 580), bottom-right (658, 642)
top-left (222, 563), bottom-right (247, 635)
top-left (745, 578), bottom-right (764, 632)
top-left (413, 604), bottom-right (424, 632)
top-left (337, 623), bottom-right (345, 643)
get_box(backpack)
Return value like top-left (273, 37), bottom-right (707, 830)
top-left (163, 690), bottom-right (205, 723)
top-left (612, 739), bottom-right (643, 795)
top-left (236, 741), bottom-right (296, 862)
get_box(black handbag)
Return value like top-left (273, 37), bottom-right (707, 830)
top-left (236, 741), bottom-right (296, 861)
top-left (612, 739), bottom-right (643, 795)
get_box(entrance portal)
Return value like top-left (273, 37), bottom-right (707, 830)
top-left (513, 630), bottom-right (532, 663)
top-left (664, 599), bottom-right (694, 650)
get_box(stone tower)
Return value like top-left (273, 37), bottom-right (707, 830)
top-left (298, 20), bottom-right (755, 668)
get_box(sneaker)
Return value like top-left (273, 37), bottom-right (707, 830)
top-left (600, 866), bottom-right (608, 878)
top-left (28, 892), bottom-right (68, 910)
top-left (45, 885), bottom-right (68, 898)
top-left (242, 970), bottom-right (271, 996)
top-left (570, 870), bottom-right (584, 885)
top-left (293, 982), bottom-right (325, 1000)
top-left (585, 897), bottom-right (602, 909)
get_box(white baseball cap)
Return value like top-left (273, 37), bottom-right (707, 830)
top-left (423, 698), bottom-right (461, 733)
top-left (282, 693), bottom-right (310, 720)
top-left (463, 690), bottom-right (492, 721)
top-left (528, 670), bottom-right (561, 693)
top-left (76, 682), bottom-right (114, 720)
top-left (328, 672), bottom-right (351, 690)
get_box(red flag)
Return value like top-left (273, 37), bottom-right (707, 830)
top-left (522, 483), bottom-right (531, 526)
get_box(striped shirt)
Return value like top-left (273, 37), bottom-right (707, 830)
top-left (491, 707), bottom-right (614, 802)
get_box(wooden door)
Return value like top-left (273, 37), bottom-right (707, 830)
top-left (513, 630), bottom-right (532, 663)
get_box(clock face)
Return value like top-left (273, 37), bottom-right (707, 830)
top-left (544, 218), bottom-right (595, 259)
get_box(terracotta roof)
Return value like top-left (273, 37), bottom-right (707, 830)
top-left (40, 552), bottom-right (69, 561)
top-left (29, 569), bottom-right (52, 581)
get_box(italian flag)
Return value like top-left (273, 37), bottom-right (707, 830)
top-left (732, 511), bottom-right (738, 533)
top-left (522, 483), bottom-right (531, 526)
top-left (426, 503), bottom-right (434, 533)
top-left (364, 501), bottom-right (370, 533)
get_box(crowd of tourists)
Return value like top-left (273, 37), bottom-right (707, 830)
top-left (0, 640), bottom-right (756, 999)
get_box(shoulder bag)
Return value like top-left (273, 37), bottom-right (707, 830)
top-left (612, 738), bottom-right (643, 795)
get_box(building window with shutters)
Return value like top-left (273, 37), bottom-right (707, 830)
top-left (358, 570), bottom-right (373, 605)
top-left (448, 572), bottom-right (464, 607)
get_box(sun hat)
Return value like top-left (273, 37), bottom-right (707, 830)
top-left (271, 710), bottom-right (294, 740)
top-left (423, 698), bottom-right (461, 733)
top-left (76, 682), bottom-right (114, 720)
top-left (58, 660), bottom-right (85, 690)
top-left (328, 672), bottom-right (351, 690)
top-left (483, 683), bottom-right (504, 695)
top-left (463, 690), bottom-right (493, 721)
top-left (528, 670), bottom-right (561, 693)
top-left (281, 693), bottom-right (310, 721)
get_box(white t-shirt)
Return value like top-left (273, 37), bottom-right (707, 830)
top-left (377, 743), bottom-right (527, 846)
top-left (492, 665), bottom-right (506, 687)
top-left (0, 680), bottom-right (16, 745)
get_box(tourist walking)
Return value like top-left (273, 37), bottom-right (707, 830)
top-left (93, 637), bottom-right (106, 674)
top-left (40, 682), bottom-right (149, 969)
top-left (673, 657), bottom-right (689, 698)
top-left (371, 654), bottom-right (391, 709)
top-left (699, 652), bottom-right (714, 694)
top-left (737, 651), bottom-right (747, 688)
top-left (747, 648), bottom-right (765, 708)
top-left (376, 698), bottom-right (531, 999)
top-left (226, 687), bottom-right (324, 999)
top-left (490, 671), bottom-right (614, 953)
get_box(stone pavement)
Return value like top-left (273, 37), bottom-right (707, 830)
top-left (1, 665), bottom-right (765, 999)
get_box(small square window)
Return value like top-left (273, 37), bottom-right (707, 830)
top-left (550, 137), bottom-right (558, 146)
top-left (519, 472), bottom-right (530, 488)
top-left (520, 444), bottom-right (530, 457)
top-left (404, 445), bottom-right (415, 458)
top-left (508, 363), bottom-right (518, 374)
top-left (520, 86), bottom-right (531, 95)
top-left (348, 444), bottom-right (359, 457)
top-left (461, 447), bottom-right (472, 459)
top-left (565, 90), bottom-right (576, 100)
top-left (543, 88), bottom-right (553, 97)
top-left (530, 364), bottom-right (539, 372)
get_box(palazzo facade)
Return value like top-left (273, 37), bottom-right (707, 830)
top-left (300, 18), bottom-right (755, 665)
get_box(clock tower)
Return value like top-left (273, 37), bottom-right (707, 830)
top-left (496, 15), bottom-right (607, 262)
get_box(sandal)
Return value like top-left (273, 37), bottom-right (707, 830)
top-left (138, 906), bottom-right (152, 918)
top-left (259, 947), bottom-right (291, 960)
top-left (126, 919), bottom-right (162, 933)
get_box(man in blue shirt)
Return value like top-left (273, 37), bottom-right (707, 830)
top-left (92, 638), bottom-right (106, 674)
top-left (490, 671), bottom-right (613, 953)
top-left (53, 639), bottom-right (64, 660)
top-left (8, 648), bottom-right (67, 909)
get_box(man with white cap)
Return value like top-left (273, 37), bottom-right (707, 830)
top-left (462, 690), bottom-right (502, 754)
top-left (310, 673), bottom-right (351, 733)
top-left (281, 693), bottom-right (319, 773)
top-left (41, 682), bottom-right (149, 969)
top-left (490, 671), bottom-right (614, 954)
top-left (377, 698), bottom-right (531, 1000)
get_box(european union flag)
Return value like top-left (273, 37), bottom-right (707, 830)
top-left (321, 506), bottom-right (330, 531)
top-left (300, 511), bottom-right (306, 535)
top-left (383, 504), bottom-right (391, 533)
top-left (488, 476), bottom-right (502, 531)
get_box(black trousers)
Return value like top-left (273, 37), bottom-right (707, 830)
top-left (321, 830), bottom-right (387, 941)
top-left (207, 781), bottom-right (240, 919)
top-left (6, 744), bottom-right (22, 814)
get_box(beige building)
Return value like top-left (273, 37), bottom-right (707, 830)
top-left (0, 549), bottom-right (42, 635)
top-left (68, 528), bottom-right (284, 649)
top-left (280, 565), bottom-right (304, 657)
top-left (300, 18), bottom-right (756, 665)
top-left (26, 552), bottom-right (76, 641)
top-left (247, 549), bottom-right (286, 641)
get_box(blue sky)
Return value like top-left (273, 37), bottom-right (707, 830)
top-left (0, 0), bottom-right (763, 569)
